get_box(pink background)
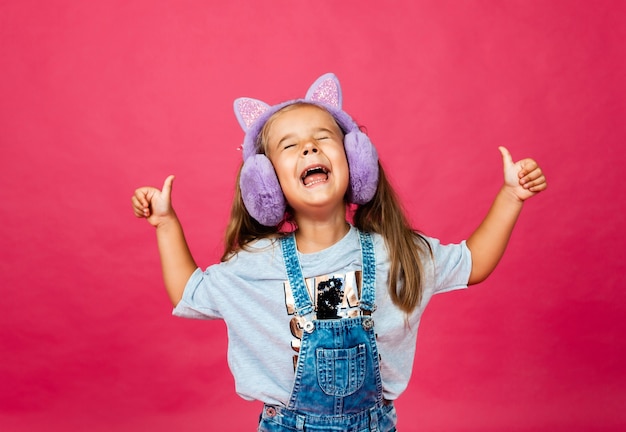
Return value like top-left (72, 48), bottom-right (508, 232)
top-left (2, 1), bottom-right (625, 431)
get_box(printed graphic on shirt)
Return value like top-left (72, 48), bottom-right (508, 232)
top-left (284, 271), bottom-right (362, 370)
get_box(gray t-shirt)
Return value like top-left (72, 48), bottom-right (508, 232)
top-left (173, 226), bottom-right (472, 406)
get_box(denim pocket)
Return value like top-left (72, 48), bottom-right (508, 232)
top-left (316, 343), bottom-right (366, 396)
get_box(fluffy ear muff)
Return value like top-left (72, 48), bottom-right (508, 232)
top-left (239, 154), bottom-right (286, 226)
top-left (344, 131), bottom-right (379, 204)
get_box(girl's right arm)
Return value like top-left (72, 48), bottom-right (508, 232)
top-left (131, 175), bottom-right (197, 305)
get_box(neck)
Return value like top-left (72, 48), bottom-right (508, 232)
top-left (293, 214), bottom-right (350, 254)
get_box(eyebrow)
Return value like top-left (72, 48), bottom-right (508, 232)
top-left (276, 133), bottom-right (296, 149)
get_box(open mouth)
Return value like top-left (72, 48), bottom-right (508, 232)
top-left (301, 165), bottom-right (329, 186)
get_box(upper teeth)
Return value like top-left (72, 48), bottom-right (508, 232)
top-left (302, 167), bottom-right (326, 179)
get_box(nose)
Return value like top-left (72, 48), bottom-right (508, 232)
top-left (302, 141), bottom-right (319, 156)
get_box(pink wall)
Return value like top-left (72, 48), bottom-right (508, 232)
top-left (1, 1), bottom-right (625, 430)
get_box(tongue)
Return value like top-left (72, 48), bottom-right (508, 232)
top-left (303, 172), bottom-right (328, 186)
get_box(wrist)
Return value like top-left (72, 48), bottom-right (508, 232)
top-left (499, 185), bottom-right (525, 206)
top-left (154, 212), bottom-right (180, 230)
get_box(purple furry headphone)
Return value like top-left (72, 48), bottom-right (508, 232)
top-left (233, 73), bottom-right (379, 226)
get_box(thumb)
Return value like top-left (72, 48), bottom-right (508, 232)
top-left (162, 175), bottom-right (175, 198)
top-left (498, 146), bottom-right (514, 168)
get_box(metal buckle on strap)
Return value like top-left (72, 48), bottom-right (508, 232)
top-left (303, 321), bottom-right (315, 333)
top-left (362, 317), bottom-right (374, 331)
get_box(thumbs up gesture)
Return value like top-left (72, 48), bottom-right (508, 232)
top-left (498, 147), bottom-right (547, 201)
top-left (131, 175), bottom-right (177, 227)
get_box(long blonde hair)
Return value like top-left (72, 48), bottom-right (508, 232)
top-left (222, 107), bottom-right (430, 313)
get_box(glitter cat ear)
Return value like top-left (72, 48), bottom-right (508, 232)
top-left (305, 73), bottom-right (342, 109)
top-left (234, 98), bottom-right (270, 131)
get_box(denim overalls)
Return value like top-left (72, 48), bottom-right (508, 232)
top-left (258, 230), bottom-right (397, 432)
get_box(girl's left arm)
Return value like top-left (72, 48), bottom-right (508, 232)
top-left (466, 146), bottom-right (547, 285)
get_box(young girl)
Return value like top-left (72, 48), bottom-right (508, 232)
top-left (131, 73), bottom-right (546, 431)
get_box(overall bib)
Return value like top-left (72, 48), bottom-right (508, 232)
top-left (258, 231), bottom-right (397, 432)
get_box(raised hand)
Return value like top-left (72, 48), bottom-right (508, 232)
top-left (131, 175), bottom-right (176, 227)
top-left (499, 146), bottom-right (547, 201)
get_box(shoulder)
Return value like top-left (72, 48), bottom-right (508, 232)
top-left (421, 236), bottom-right (472, 293)
top-left (368, 230), bottom-right (433, 256)
top-left (371, 230), bottom-right (469, 274)
top-left (224, 235), bottom-right (281, 260)
top-left (421, 236), bottom-right (469, 260)
top-left (217, 235), bottom-right (287, 276)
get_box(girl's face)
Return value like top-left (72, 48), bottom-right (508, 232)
top-left (264, 104), bottom-right (350, 218)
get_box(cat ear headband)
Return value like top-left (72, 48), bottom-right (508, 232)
top-left (233, 73), bottom-right (379, 226)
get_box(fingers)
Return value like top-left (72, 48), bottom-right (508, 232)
top-left (499, 147), bottom-right (547, 195)
top-left (131, 188), bottom-right (152, 218)
top-left (514, 156), bottom-right (547, 193)
top-left (498, 146), bottom-right (514, 168)
top-left (161, 175), bottom-right (175, 200)
top-left (520, 163), bottom-right (547, 192)
top-left (131, 175), bottom-right (176, 219)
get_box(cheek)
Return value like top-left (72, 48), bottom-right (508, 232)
top-left (269, 155), bottom-right (294, 185)
top-left (333, 150), bottom-right (351, 187)
top-left (336, 145), bottom-right (350, 170)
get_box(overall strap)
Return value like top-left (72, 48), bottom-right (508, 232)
top-left (280, 234), bottom-right (314, 317)
top-left (358, 231), bottom-right (377, 313)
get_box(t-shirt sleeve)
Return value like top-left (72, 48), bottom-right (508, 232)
top-left (172, 267), bottom-right (223, 320)
top-left (426, 238), bottom-right (472, 295)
